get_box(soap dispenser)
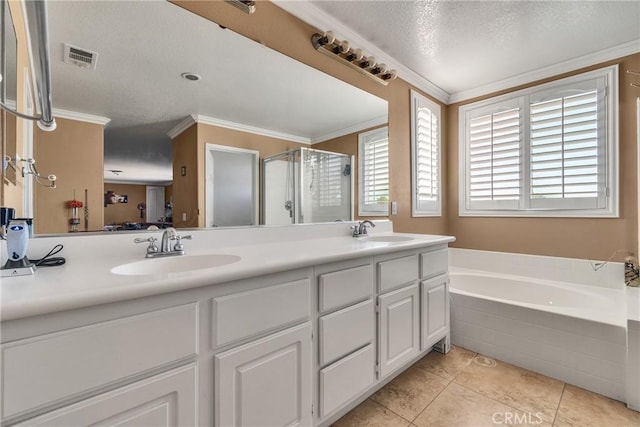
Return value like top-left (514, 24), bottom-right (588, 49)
top-left (1, 219), bottom-right (36, 277)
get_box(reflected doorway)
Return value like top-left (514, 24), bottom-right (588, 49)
top-left (205, 144), bottom-right (258, 227)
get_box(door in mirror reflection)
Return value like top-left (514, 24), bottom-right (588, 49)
top-left (263, 148), bottom-right (353, 225)
top-left (206, 144), bottom-right (258, 227)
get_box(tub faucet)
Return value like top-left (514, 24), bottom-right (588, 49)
top-left (624, 256), bottom-right (639, 287)
top-left (351, 220), bottom-right (375, 237)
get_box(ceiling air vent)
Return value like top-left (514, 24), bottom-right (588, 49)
top-left (63, 43), bottom-right (98, 70)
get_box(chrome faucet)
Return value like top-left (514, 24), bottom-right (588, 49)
top-left (351, 220), bottom-right (375, 237)
top-left (134, 227), bottom-right (192, 258)
top-left (161, 227), bottom-right (178, 253)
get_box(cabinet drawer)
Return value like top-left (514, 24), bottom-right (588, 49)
top-left (319, 299), bottom-right (374, 366)
top-left (212, 278), bottom-right (310, 348)
top-left (2, 303), bottom-right (198, 419)
top-left (320, 344), bottom-right (375, 419)
top-left (378, 254), bottom-right (419, 293)
top-left (319, 264), bottom-right (373, 313)
top-left (420, 248), bottom-right (448, 279)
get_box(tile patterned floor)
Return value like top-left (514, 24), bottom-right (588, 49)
top-left (332, 346), bottom-right (640, 427)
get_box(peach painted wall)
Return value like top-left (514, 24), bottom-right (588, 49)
top-left (103, 183), bottom-right (147, 225)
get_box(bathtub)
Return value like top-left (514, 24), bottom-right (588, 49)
top-left (449, 269), bottom-right (628, 401)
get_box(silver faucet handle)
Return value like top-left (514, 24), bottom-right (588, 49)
top-left (134, 237), bottom-right (159, 254)
top-left (173, 235), bottom-right (192, 251)
top-left (350, 225), bottom-right (360, 237)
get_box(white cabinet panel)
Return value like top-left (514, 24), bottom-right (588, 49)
top-left (378, 254), bottom-right (419, 293)
top-left (215, 323), bottom-right (312, 427)
top-left (420, 247), bottom-right (448, 279)
top-left (319, 299), bottom-right (374, 366)
top-left (378, 284), bottom-right (420, 378)
top-left (212, 278), bottom-right (310, 348)
top-left (318, 264), bottom-right (373, 313)
top-left (2, 303), bottom-right (198, 419)
top-left (319, 344), bottom-right (375, 419)
top-left (16, 364), bottom-right (197, 426)
top-left (421, 274), bottom-right (449, 351)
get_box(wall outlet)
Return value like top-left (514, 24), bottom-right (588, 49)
top-left (182, 213), bottom-right (187, 221)
top-left (391, 201), bottom-right (398, 215)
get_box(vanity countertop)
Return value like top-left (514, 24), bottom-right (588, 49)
top-left (0, 225), bottom-right (454, 321)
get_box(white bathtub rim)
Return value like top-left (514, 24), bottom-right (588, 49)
top-left (449, 267), bottom-right (627, 327)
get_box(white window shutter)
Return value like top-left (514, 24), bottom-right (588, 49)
top-left (411, 91), bottom-right (441, 216)
top-left (459, 65), bottom-right (617, 218)
top-left (467, 105), bottom-right (521, 210)
top-left (359, 127), bottom-right (389, 216)
top-left (529, 80), bottom-right (606, 210)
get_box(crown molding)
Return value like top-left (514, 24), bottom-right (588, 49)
top-left (194, 115), bottom-right (311, 144)
top-left (310, 115), bottom-right (387, 144)
top-left (52, 108), bottom-right (111, 125)
top-left (168, 114), bottom-right (311, 144)
top-left (449, 39), bottom-right (640, 104)
top-left (166, 115), bottom-right (196, 139)
top-left (272, 0), bottom-right (450, 104)
top-left (1, 102), bottom-right (110, 125)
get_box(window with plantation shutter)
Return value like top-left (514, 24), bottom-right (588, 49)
top-left (411, 91), bottom-right (441, 216)
top-left (318, 154), bottom-right (343, 207)
top-left (459, 65), bottom-right (618, 218)
top-left (359, 127), bottom-right (389, 216)
top-left (467, 104), bottom-right (522, 210)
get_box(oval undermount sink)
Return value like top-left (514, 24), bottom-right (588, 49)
top-left (111, 254), bottom-right (241, 276)
top-left (362, 235), bottom-right (414, 243)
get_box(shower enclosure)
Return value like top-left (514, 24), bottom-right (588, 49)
top-left (262, 148), bottom-right (353, 224)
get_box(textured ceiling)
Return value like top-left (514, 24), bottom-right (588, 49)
top-left (310, 0), bottom-right (640, 97)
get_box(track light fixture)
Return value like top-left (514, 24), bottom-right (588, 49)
top-left (311, 31), bottom-right (397, 85)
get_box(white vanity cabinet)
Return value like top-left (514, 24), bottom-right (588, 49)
top-left (1, 303), bottom-right (199, 425)
top-left (315, 259), bottom-right (376, 421)
top-left (13, 364), bottom-right (197, 427)
top-left (215, 323), bottom-right (312, 427)
top-left (375, 252), bottom-right (421, 378)
top-left (1, 234), bottom-right (453, 427)
top-left (211, 274), bottom-right (313, 427)
top-left (419, 246), bottom-right (450, 352)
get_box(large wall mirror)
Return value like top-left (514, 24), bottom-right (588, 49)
top-left (1, 0), bottom-right (17, 185)
top-left (24, 0), bottom-right (387, 235)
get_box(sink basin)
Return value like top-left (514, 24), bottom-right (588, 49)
top-left (362, 235), bottom-right (414, 243)
top-left (111, 254), bottom-right (241, 276)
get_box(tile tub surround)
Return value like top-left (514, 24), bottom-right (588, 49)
top-left (447, 248), bottom-right (640, 411)
top-left (333, 346), bottom-right (640, 427)
top-left (449, 248), bottom-right (625, 290)
top-left (451, 289), bottom-right (627, 402)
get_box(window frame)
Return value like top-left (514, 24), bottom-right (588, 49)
top-left (358, 126), bottom-right (389, 216)
top-left (411, 90), bottom-right (442, 217)
top-left (458, 65), bottom-right (619, 218)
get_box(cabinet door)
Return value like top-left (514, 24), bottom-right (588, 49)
top-left (421, 274), bottom-right (449, 351)
top-left (378, 283), bottom-right (420, 378)
top-left (215, 323), bottom-right (312, 427)
top-left (16, 364), bottom-right (197, 426)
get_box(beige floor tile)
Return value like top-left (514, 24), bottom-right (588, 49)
top-left (414, 345), bottom-right (477, 381)
top-left (554, 384), bottom-right (640, 427)
top-left (331, 399), bottom-right (410, 427)
top-left (453, 356), bottom-right (563, 423)
top-left (370, 365), bottom-right (449, 421)
top-left (413, 383), bottom-right (551, 427)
